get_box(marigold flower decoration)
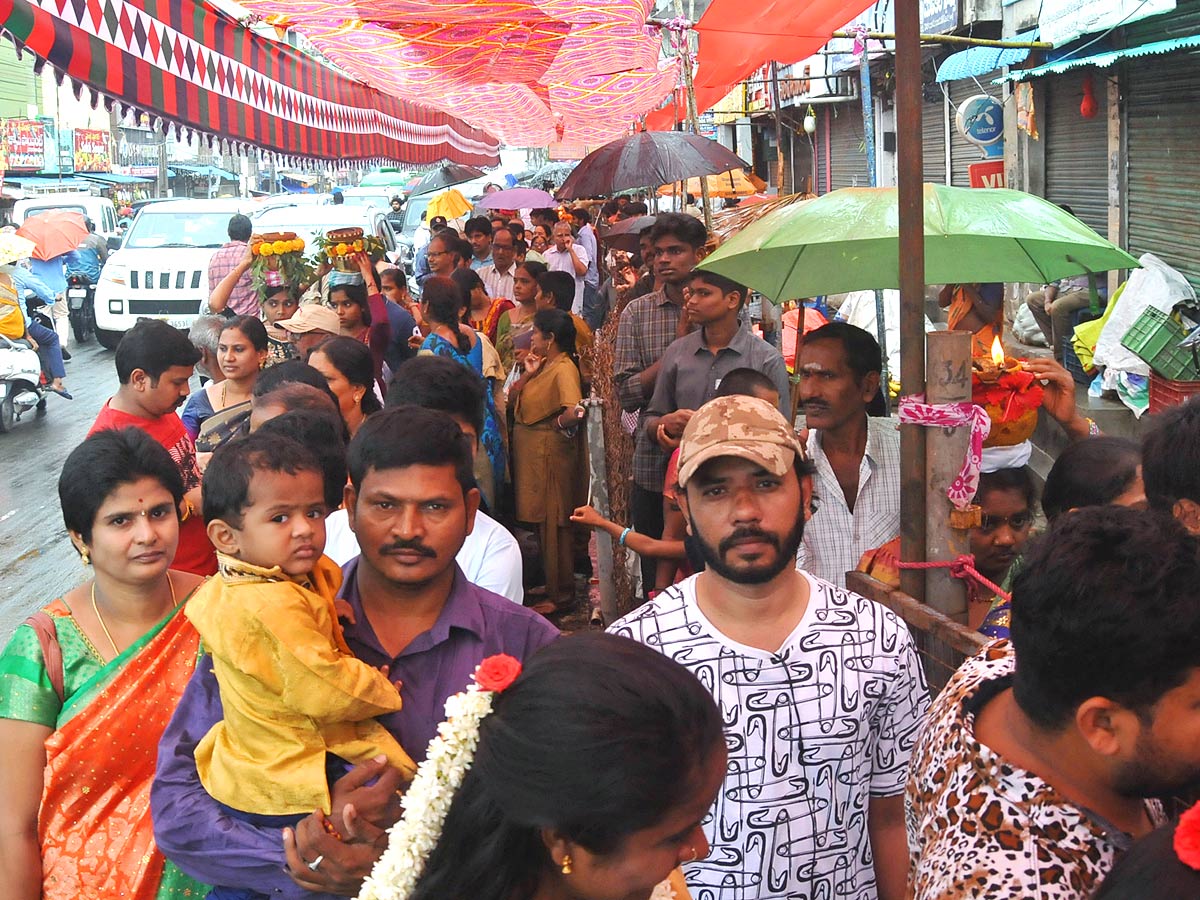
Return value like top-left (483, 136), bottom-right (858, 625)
top-left (1175, 800), bottom-right (1200, 870)
top-left (356, 655), bottom-right (522, 900)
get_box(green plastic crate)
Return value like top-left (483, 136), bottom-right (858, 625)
top-left (1120, 306), bottom-right (1200, 381)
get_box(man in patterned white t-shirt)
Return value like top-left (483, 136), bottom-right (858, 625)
top-left (611, 395), bottom-right (929, 900)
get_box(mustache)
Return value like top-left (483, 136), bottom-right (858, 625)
top-left (718, 527), bottom-right (781, 557)
top-left (379, 539), bottom-right (437, 558)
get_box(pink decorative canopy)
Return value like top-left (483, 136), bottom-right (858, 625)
top-left (243, 0), bottom-right (673, 145)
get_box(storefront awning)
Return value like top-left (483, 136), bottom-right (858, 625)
top-left (936, 33), bottom-right (1037, 82)
top-left (171, 164), bottom-right (240, 181)
top-left (79, 172), bottom-right (156, 185)
top-left (3, 175), bottom-right (98, 191)
top-left (996, 34), bottom-right (1200, 82)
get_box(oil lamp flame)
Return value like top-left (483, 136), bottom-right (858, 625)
top-left (990, 335), bottom-right (1005, 367)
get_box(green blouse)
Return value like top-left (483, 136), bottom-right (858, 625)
top-left (0, 610), bottom-right (107, 728)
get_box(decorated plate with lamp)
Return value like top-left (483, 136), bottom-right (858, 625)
top-left (315, 227), bottom-right (387, 273)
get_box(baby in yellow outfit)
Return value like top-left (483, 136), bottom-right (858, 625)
top-left (186, 431), bottom-right (415, 820)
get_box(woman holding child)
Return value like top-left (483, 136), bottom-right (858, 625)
top-left (0, 427), bottom-right (208, 899)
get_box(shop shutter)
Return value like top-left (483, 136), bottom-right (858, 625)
top-left (1126, 52), bottom-right (1200, 290)
top-left (1044, 71), bottom-right (1109, 235)
top-left (788, 128), bottom-right (815, 195)
top-left (948, 79), bottom-right (994, 187)
top-left (814, 109), bottom-right (829, 193)
top-left (922, 92), bottom-right (948, 184)
top-left (827, 104), bottom-right (871, 189)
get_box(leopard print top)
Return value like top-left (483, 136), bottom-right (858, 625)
top-left (905, 641), bottom-right (1165, 899)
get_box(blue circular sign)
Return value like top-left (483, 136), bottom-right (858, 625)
top-left (956, 94), bottom-right (1004, 148)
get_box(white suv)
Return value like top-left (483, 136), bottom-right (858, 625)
top-left (94, 198), bottom-right (250, 349)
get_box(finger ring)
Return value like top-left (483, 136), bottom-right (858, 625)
top-left (307, 854), bottom-right (325, 871)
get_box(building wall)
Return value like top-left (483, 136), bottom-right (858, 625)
top-left (0, 41), bottom-right (39, 121)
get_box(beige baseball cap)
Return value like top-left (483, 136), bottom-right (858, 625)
top-left (676, 395), bottom-right (807, 488)
top-left (276, 304), bottom-right (340, 335)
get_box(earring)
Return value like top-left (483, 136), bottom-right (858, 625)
top-left (682, 846), bottom-right (698, 864)
top-left (80, 547), bottom-right (90, 567)
top-left (560, 854), bottom-right (573, 875)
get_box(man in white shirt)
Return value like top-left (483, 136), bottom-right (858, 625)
top-left (478, 226), bottom-right (517, 302)
top-left (543, 220), bottom-right (590, 315)
top-left (323, 355), bottom-right (523, 603)
top-left (611, 395), bottom-right (927, 900)
top-left (569, 207), bottom-right (601, 326)
top-left (796, 321), bottom-right (900, 587)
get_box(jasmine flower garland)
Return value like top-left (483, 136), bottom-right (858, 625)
top-left (356, 653), bottom-right (684, 900)
top-left (356, 655), bottom-right (521, 900)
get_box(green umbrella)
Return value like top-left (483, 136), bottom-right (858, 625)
top-left (698, 184), bottom-right (1139, 301)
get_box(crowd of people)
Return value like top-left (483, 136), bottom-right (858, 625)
top-left (2, 197), bottom-right (1200, 900)
top-left (0, 215), bottom-right (111, 401)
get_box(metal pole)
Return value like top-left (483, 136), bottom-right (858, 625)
top-left (830, 30), bottom-right (1053, 49)
top-left (896, 0), bottom-right (927, 601)
top-left (923, 331), bottom-right (970, 620)
top-left (859, 45), bottom-right (890, 411)
top-left (671, 6), bottom-right (713, 232)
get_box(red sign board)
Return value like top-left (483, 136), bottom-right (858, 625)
top-left (968, 160), bottom-right (1006, 189)
top-left (73, 128), bottom-right (112, 172)
top-left (4, 119), bottom-right (45, 171)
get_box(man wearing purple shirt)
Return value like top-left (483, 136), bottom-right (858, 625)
top-left (152, 406), bottom-right (558, 899)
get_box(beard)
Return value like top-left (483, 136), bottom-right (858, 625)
top-left (688, 508), bottom-right (806, 585)
top-left (1113, 729), bottom-right (1200, 799)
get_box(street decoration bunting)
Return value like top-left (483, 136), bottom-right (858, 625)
top-left (0, 0), bottom-right (500, 165)
top-left (238, 0), bottom-right (674, 146)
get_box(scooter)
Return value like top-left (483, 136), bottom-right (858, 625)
top-left (66, 272), bottom-right (96, 344)
top-left (0, 333), bottom-right (47, 433)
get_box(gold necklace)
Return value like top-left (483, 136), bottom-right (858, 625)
top-left (221, 379), bottom-right (229, 409)
top-left (91, 573), bottom-right (178, 658)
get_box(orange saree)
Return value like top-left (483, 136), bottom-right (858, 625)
top-left (39, 600), bottom-right (205, 900)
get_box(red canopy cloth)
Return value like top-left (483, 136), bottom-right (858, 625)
top-left (647, 0), bottom-right (874, 130)
top-left (242, 0), bottom-right (673, 146)
top-left (0, 0), bottom-right (499, 165)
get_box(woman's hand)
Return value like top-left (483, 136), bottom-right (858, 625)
top-left (240, 242), bottom-right (254, 270)
top-left (354, 252), bottom-right (377, 291)
top-left (1023, 357), bottom-right (1089, 439)
top-left (523, 353), bottom-right (544, 376)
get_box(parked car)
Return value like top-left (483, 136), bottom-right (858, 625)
top-left (12, 193), bottom-right (121, 248)
top-left (340, 187), bottom-right (392, 210)
top-left (93, 198), bottom-right (251, 349)
top-left (250, 203), bottom-right (400, 267)
top-left (394, 192), bottom-right (436, 274)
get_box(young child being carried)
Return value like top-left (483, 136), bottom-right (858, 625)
top-left (185, 431), bottom-right (416, 840)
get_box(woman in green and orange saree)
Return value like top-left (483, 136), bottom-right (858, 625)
top-left (0, 427), bottom-right (209, 900)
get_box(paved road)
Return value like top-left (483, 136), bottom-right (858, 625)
top-left (0, 338), bottom-right (117, 642)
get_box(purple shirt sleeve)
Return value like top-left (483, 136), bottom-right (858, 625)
top-left (366, 290), bottom-right (391, 381)
top-left (152, 656), bottom-right (339, 899)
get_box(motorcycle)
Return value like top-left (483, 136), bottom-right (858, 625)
top-left (66, 272), bottom-right (96, 344)
top-left (0, 332), bottom-right (48, 433)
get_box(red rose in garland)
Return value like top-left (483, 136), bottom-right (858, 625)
top-left (473, 654), bottom-right (522, 692)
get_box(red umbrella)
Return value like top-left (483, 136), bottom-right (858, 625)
top-left (16, 209), bottom-right (89, 261)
